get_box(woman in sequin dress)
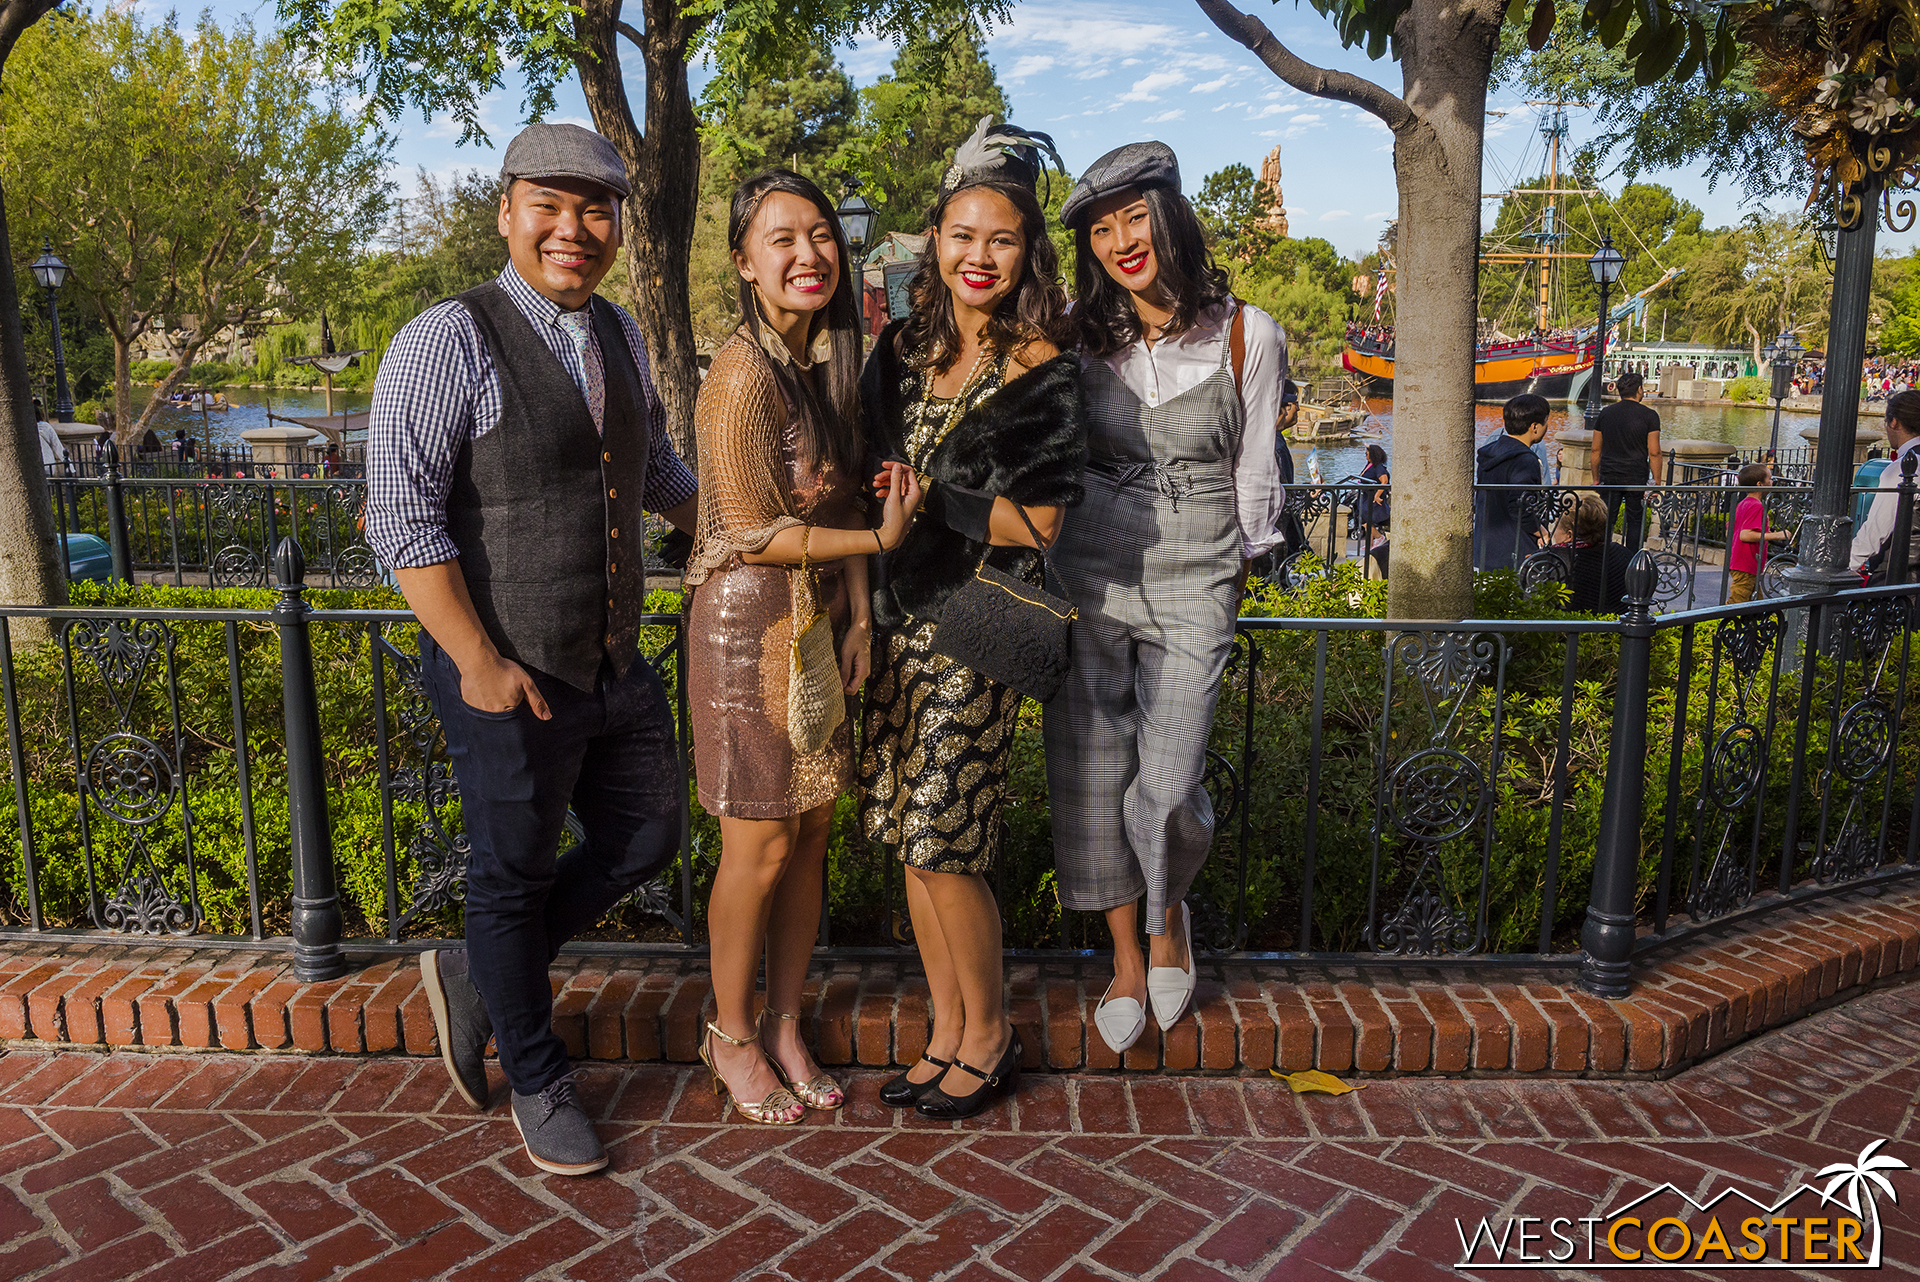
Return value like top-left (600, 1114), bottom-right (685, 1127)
top-left (686, 171), bottom-right (923, 1125)
top-left (860, 120), bottom-right (1086, 1120)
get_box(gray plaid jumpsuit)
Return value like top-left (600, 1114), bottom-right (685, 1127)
top-left (1042, 328), bottom-right (1242, 934)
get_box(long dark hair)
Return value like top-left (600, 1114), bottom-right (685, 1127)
top-left (1074, 184), bottom-right (1232, 357)
top-left (895, 180), bottom-right (1073, 375)
top-left (727, 169), bottom-right (863, 475)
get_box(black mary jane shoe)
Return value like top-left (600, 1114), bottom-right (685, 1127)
top-left (879, 1056), bottom-right (953, 1109)
top-left (915, 1032), bottom-right (1022, 1121)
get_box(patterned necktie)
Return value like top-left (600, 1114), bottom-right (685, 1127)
top-left (555, 308), bottom-right (605, 435)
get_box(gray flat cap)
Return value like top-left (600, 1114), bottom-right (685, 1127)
top-left (501, 122), bottom-right (630, 200)
top-left (1060, 141), bottom-right (1180, 230)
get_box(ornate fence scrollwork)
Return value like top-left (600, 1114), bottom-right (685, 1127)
top-left (1811, 595), bottom-right (1911, 887)
top-left (203, 483), bottom-right (268, 589)
top-left (1687, 610), bottom-right (1786, 922)
top-left (1518, 549), bottom-right (1571, 599)
top-left (1365, 631), bottom-right (1506, 957)
top-left (63, 618), bottom-right (199, 935)
top-left (320, 484), bottom-right (383, 589)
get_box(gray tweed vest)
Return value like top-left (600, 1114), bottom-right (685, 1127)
top-left (446, 280), bottom-right (651, 692)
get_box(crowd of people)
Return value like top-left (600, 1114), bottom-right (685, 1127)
top-left (363, 121), bottom-right (1285, 1174)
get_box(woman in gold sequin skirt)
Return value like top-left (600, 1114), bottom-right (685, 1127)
top-left (859, 120), bottom-right (1087, 1120)
top-left (686, 172), bottom-right (924, 1125)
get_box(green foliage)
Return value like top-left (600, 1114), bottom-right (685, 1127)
top-left (1724, 374), bottom-right (1769, 401)
top-left (1195, 163), bottom-right (1275, 262)
top-left (3, 8), bottom-right (391, 438)
top-left (1494, 5), bottom-right (1804, 205)
top-left (860, 30), bottom-right (1010, 236)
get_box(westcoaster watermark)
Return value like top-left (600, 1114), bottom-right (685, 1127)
top-left (1455, 1140), bottom-right (1908, 1269)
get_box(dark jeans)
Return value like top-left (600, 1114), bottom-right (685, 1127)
top-left (420, 635), bottom-right (682, 1094)
top-left (1601, 483), bottom-right (1648, 554)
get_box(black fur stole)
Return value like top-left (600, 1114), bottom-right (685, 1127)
top-left (863, 321), bottom-right (1088, 629)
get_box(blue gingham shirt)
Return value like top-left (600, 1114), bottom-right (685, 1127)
top-left (366, 265), bottom-right (698, 569)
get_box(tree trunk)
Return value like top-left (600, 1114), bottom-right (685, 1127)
top-left (111, 324), bottom-right (132, 440)
top-left (573, 0), bottom-right (703, 463)
top-left (1384, 0), bottom-right (1500, 620)
top-left (1192, 0), bottom-right (1501, 620)
top-left (0, 175), bottom-right (65, 618)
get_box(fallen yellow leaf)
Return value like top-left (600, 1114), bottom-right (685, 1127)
top-left (1270, 1069), bottom-right (1366, 1095)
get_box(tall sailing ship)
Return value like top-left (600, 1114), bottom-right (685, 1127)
top-left (1342, 102), bottom-right (1678, 403)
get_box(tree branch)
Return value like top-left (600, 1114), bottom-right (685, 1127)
top-left (615, 20), bottom-right (644, 51)
top-left (1193, 0), bottom-right (1414, 132)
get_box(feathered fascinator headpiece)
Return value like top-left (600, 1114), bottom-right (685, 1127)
top-left (941, 116), bottom-right (1066, 199)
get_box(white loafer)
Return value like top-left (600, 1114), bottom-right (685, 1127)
top-left (1094, 979), bottom-right (1147, 1054)
top-left (1148, 901), bottom-right (1198, 1031)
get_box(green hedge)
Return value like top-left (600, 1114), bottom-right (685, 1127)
top-left (2, 572), bottom-right (1913, 954)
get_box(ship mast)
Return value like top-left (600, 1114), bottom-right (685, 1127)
top-left (1536, 103), bottom-right (1567, 331)
top-left (1481, 100), bottom-right (1595, 333)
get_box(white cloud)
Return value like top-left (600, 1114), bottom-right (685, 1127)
top-left (1191, 75), bottom-right (1232, 93)
top-left (1364, 210), bottom-right (1394, 221)
top-left (1253, 103), bottom-right (1295, 118)
top-left (1291, 114), bottom-right (1324, 125)
top-left (1122, 70), bottom-right (1188, 102)
top-left (1074, 67), bottom-right (1111, 80)
top-left (1320, 210), bottom-right (1351, 221)
top-left (1143, 109), bottom-right (1186, 123)
top-left (1007, 54), bottom-right (1057, 80)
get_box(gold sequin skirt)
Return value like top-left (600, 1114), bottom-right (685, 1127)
top-left (858, 620), bottom-right (1024, 875)
top-left (688, 562), bottom-right (852, 819)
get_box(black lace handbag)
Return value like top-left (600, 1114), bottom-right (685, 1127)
top-left (931, 503), bottom-right (1077, 703)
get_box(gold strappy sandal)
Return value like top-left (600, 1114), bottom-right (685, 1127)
top-left (763, 1008), bottom-right (846, 1110)
top-left (701, 1014), bottom-right (804, 1125)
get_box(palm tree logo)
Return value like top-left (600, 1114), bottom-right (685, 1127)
top-left (1817, 1139), bottom-right (1909, 1264)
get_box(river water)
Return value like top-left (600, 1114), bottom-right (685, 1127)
top-left (1291, 399), bottom-right (1861, 484)
top-left (128, 386), bottom-right (371, 450)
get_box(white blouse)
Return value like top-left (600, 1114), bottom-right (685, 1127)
top-left (1095, 300), bottom-right (1288, 558)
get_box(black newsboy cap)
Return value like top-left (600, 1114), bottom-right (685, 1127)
top-left (1060, 140), bottom-right (1181, 230)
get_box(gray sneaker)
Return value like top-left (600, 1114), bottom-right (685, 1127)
top-left (511, 1075), bottom-right (608, 1176)
top-left (420, 949), bottom-right (492, 1110)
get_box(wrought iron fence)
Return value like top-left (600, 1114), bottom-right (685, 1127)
top-left (48, 458), bottom-right (678, 589)
top-left (5, 536), bottom-right (1919, 996)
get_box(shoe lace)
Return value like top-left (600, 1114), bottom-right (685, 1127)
top-left (532, 1072), bottom-right (582, 1125)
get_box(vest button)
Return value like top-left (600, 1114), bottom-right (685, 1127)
top-left (609, 562), bottom-right (617, 573)
top-left (610, 528), bottom-right (619, 538)
top-left (605, 633), bottom-right (613, 646)
top-left (608, 598), bottom-right (615, 609)
top-left (603, 451), bottom-right (611, 462)
top-left (608, 486), bottom-right (617, 498)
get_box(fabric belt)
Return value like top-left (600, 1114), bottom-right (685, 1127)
top-left (1086, 454), bottom-right (1237, 512)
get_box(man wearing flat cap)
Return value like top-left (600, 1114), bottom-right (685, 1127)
top-left (367, 121), bottom-right (697, 1175)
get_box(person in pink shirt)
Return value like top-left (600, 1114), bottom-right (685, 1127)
top-left (1729, 462), bottom-right (1789, 603)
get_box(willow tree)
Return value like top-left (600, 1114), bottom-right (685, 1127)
top-left (283, 0), bottom-right (1008, 459)
top-left (1195, 0), bottom-right (1739, 619)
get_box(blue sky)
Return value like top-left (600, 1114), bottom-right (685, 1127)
top-left (199, 0), bottom-right (1915, 262)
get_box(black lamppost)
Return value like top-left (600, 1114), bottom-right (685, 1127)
top-left (1765, 330), bottom-right (1805, 460)
top-left (29, 240), bottom-right (72, 422)
top-left (1583, 231), bottom-right (1626, 431)
top-left (836, 180), bottom-right (876, 334)
top-left (836, 180), bottom-right (875, 269)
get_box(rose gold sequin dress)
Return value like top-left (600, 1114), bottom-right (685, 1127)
top-left (685, 328), bottom-right (863, 819)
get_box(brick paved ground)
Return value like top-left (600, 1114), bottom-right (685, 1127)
top-left (0, 979), bottom-right (1914, 1281)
